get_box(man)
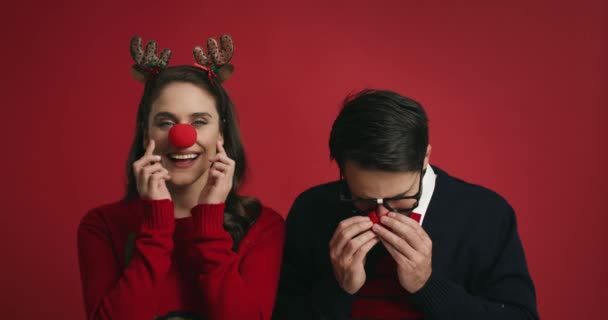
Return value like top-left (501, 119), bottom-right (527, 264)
top-left (273, 90), bottom-right (538, 319)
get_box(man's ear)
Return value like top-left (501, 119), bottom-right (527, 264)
top-left (424, 144), bottom-right (432, 169)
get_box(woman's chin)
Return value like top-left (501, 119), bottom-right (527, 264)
top-left (166, 172), bottom-right (204, 188)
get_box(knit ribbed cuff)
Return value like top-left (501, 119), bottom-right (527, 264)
top-left (141, 199), bottom-right (175, 230)
top-left (191, 203), bottom-right (226, 236)
top-left (409, 272), bottom-right (451, 315)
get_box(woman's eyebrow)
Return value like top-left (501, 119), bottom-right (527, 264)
top-left (190, 112), bottom-right (212, 118)
top-left (153, 112), bottom-right (177, 121)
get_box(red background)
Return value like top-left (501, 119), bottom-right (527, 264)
top-left (1, 0), bottom-right (606, 318)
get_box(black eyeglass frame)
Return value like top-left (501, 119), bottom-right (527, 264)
top-left (339, 168), bottom-right (426, 216)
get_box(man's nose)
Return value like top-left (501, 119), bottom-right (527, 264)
top-left (376, 202), bottom-right (390, 216)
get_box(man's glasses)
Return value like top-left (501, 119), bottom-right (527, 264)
top-left (339, 168), bottom-right (425, 216)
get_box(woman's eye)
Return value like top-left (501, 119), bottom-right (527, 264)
top-left (158, 121), bottom-right (174, 128)
top-left (193, 120), bottom-right (208, 127)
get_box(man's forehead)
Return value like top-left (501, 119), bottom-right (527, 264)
top-left (343, 162), bottom-right (419, 198)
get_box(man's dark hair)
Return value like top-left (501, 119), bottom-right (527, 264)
top-left (329, 89), bottom-right (429, 172)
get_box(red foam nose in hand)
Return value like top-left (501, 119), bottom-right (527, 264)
top-left (368, 211), bottom-right (380, 224)
top-left (168, 124), bottom-right (197, 148)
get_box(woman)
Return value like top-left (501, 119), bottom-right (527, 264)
top-left (77, 35), bottom-right (285, 320)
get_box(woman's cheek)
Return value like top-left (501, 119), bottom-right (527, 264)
top-left (197, 130), bottom-right (220, 149)
top-left (149, 130), bottom-right (169, 149)
top-left (199, 140), bottom-right (217, 156)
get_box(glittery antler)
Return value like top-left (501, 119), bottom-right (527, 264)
top-left (193, 34), bottom-right (234, 83)
top-left (130, 35), bottom-right (172, 82)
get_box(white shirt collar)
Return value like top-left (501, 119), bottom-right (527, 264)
top-left (415, 165), bottom-right (437, 225)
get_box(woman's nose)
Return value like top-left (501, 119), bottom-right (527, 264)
top-left (168, 124), bottom-right (197, 148)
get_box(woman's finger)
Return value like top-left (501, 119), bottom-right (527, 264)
top-left (139, 163), bottom-right (164, 194)
top-left (149, 170), bottom-right (167, 189)
top-left (133, 154), bottom-right (162, 175)
top-left (215, 153), bottom-right (234, 166)
top-left (209, 168), bottom-right (225, 179)
top-left (145, 139), bottom-right (155, 157)
top-left (141, 163), bottom-right (165, 177)
top-left (211, 162), bottom-right (229, 173)
top-left (217, 140), bottom-right (226, 156)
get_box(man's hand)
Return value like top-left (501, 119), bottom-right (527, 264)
top-left (329, 216), bottom-right (379, 294)
top-left (373, 212), bottom-right (432, 293)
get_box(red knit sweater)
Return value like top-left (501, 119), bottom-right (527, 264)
top-left (351, 212), bottom-right (423, 319)
top-left (77, 199), bottom-right (285, 320)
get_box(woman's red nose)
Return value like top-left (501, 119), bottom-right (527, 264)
top-left (168, 124), bottom-right (197, 149)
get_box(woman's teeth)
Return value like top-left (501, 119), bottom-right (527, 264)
top-left (169, 154), bottom-right (199, 160)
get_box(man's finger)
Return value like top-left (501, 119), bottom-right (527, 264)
top-left (352, 237), bottom-right (379, 264)
top-left (332, 220), bottom-right (373, 257)
top-left (379, 215), bottom-right (425, 251)
top-left (340, 231), bottom-right (376, 260)
top-left (379, 238), bottom-right (411, 268)
top-left (387, 212), bottom-right (429, 240)
top-left (373, 223), bottom-right (417, 259)
top-left (330, 216), bottom-right (371, 247)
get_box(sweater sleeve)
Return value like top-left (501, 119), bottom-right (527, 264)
top-left (77, 199), bottom-right (175, 320)
top-left (188, 203), bottom-right (285, 320)
top-left (272, 195), bottom-right (352, 320)
top-left (410, 204), bottom-right (539, 320)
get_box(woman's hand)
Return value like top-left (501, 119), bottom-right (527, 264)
top-left (133, 140), bottom-right (171, 200)
top-left (198, 141), bottom-right (235, 204)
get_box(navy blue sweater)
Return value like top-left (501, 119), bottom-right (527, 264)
top-left (273, 166), bottom-right (538, 319)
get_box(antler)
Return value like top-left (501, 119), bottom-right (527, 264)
top-left (207, 34), bottom-right (234, 66)
top-left (130, 35), bottom-right (172, 82)
top-left (192, 34), bottom-right (235, 83)
top-left (193, 34), bottom-right (234, 66)
top-left (192, 45), bottom-right (210, 66)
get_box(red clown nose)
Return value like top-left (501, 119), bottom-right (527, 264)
top-left (368, 211), bottom-right (380, 224)
top-left (168, 124), bottom-right (197, 149)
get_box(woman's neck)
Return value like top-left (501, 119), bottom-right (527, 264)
top-left (168, 174), bottom-right (207, 218)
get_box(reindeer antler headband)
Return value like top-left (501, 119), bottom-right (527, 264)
top-left (129, 34), bottom-right (235, 83)
top-left (193, 34), bottom-right (234, 83)
top-left (129, 36), bottom-right (172, 82)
